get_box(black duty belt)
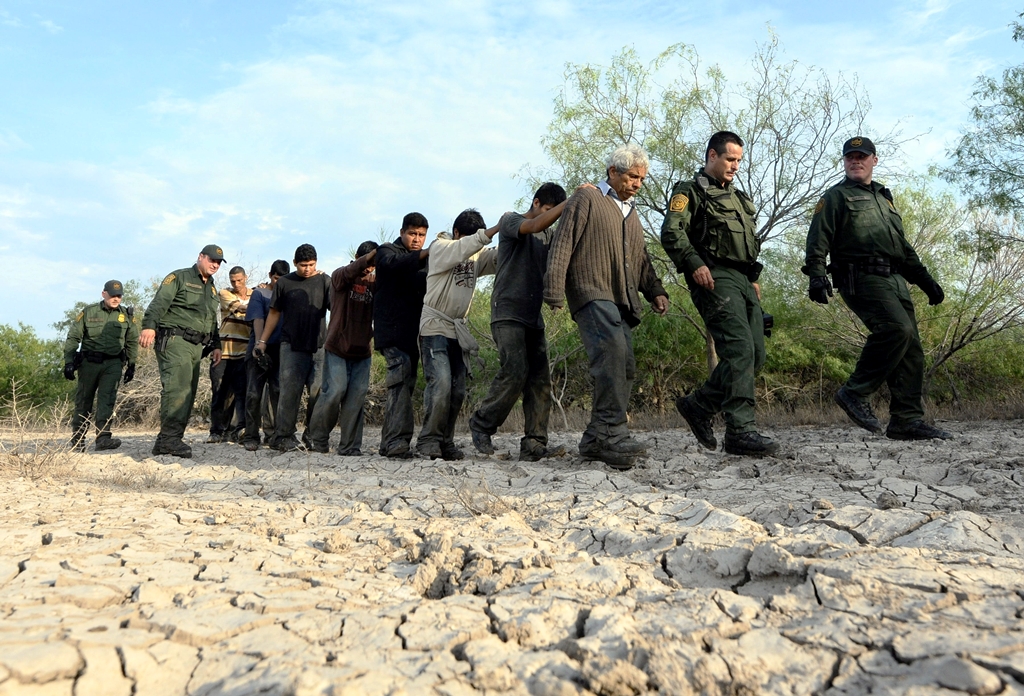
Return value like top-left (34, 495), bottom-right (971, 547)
top-left (159, 327), bottom-right (212, 345)
top-left (709, 256), bottom-right (764, 282)
top-left (834, 257), bottom-right (901, 277)
top-left (83, 350), bottom-right (121, 363)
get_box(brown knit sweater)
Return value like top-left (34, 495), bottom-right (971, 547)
top-left (544, 186), bottom-right (666, 325)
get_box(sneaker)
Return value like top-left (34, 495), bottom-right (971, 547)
top-left (243, 440), bottom-right (260, 452)
top-left (519, 444), bottom-right (567, 462)
top-left (578, 440), bottom-right (636, 471)
top-left (207, 433), bottom-right (225, 444)
top-left (152, 439), bottom-right (193, 458)
top-left (416, 442), bottom-right (444, 460)
top-left (441, 445), bottom-right (464, 461)
top-left (885, 420), bottom-right (954, 441)
top-left (834, 387), bottom-right (882, 434)
top-left (470, 428), bottom-right (495, 455)
top-left (676, 395), bottom-right (717, 450)
top-left (94, 435), bottom-right (122, 451)
top-left (723, 431), bottom-right (779, 457)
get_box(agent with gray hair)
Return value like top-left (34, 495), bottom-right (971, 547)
top-left (544, 143), bottom-right (669, 470)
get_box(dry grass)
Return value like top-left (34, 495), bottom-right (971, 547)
top-left (0, 384), bottom-right (81, 479)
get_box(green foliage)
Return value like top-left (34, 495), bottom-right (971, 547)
top-left (0, 323), bottom-right (73, 411)
top-left (51, 279), bottom-right (151, 336)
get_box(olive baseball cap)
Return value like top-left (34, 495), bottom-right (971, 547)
top-left (103, 280), bottom-right (124, 297)
top-left (842, 136), bottom-right (876, 156)
top-left (200, 244), bottom-right (226, 261)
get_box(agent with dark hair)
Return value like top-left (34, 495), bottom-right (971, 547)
top-left (417, 209), bottom-right (499, 460)
top-left (307, 241), bottom-right (378, 455)
top-left (374, 213), bottom-right (431, 458)
top-left (141, 244), bottom-right (225, 458)
top-left (63, 280), bottom-right (140, 451)
top-left (242, 260), bottom-right (289, 451)
top-left (255, 244), bottom-right (331, 451)
top-left (208, 265), bottom-right (251, 443)
top-left (469, 182), bottom-right (581, 461)
top-left (661, 130), bottom-right (777, 456)
top-left (804, 136), bottom-right (951, 441)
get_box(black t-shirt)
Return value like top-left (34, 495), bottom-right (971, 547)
top-left (270, 272), bottom-right (332, 353)
top-left (490, 212), bottom-right (551, 329)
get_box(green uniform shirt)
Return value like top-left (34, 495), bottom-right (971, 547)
top-left (804, 177), bottom-right (927, 281)
top-left (142, 264), bottom-right (221, 346)
top-left (63, 301), bottom-right (140, 364)
top-left (660, 169), bottom-right (760, 276)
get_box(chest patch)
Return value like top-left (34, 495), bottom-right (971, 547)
top-left (118, 314), bottom-right (126, 323)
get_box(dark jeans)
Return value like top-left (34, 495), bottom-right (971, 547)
top-left (419, 334), bottom-right (466, 451)
top-left (307, 351), bottom-right (371, 453)
top-left (273, 343), bottom-right (323, 448)
top-left (574, 300), bottom-right (635, 448)
top-left (379, 346), bottom-right (419, 455)
top-left (209, 357), bottom-right (247, 435)
top-left (690, 266), bottom-right (765, 434)
top-left (469, 321), bottom-right (552, 452)
top-left (243, 342), bottom-right (280, 445)
top-left (841, 273), bottom-right (925, 425)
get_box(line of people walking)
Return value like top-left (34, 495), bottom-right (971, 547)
top-left (63, 134), bottom-right (951, 469)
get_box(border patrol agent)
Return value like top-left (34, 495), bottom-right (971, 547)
top-left (804, 137), bottom-right (952, 441)
top-left (140, 245), bottom-right (225, 458)
top-left (63, 280), bottom-right (139, 451)
top-left (660, 131), bottom-right (778, 456)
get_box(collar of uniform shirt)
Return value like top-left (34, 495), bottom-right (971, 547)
top-left (598, 180), bottom-right (634, 218)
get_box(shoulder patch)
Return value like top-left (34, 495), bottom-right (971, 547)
top-left (75, 312), bottom-right (84, 322)
top-left (813, 199), bottom-right (824, 215)
top-left (669, 194), bottom-right (689, 213)
top-left (162, 273), bottom-right (176, 286)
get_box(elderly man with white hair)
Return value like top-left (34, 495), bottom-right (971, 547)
top-left (544, 143), bottom-right (669, 470)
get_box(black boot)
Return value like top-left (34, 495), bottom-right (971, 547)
top-left (95, 433), bottom-right (122, 451)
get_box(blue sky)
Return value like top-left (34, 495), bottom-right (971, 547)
top-left (2, 0), bottom-right (1021, 336)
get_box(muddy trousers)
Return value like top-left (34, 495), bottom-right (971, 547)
top-left (469, 321), bottom-right (552, 452)
top-left (840, 273), bottom-right (925, 426)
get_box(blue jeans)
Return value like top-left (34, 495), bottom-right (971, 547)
top-left (307, 351), bottom-right (371, 453)
top-left (273, 343), bottom-right (323, 448)
top-left (419, 334), bottom-right (466, 452)
top-left (574, 300), bottom-right (635, 448)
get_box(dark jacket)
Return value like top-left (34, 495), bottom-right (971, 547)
top-left (373, 237), bottom-right (427, 355)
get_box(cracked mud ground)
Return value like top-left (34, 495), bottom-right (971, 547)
top-left (2, 420), bottom-right (1024, 695)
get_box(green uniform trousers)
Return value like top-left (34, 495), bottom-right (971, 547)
top-left (155, 336), bottom-right (204, 443)
top-left (72, 357), bottom-right (122, 440)
top-left (690, 266), bottom-right (765, 434)
top-left (840, 273), bottom-right (924, 425)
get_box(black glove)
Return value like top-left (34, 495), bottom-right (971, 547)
top-left (123, 364), bottom-right (136, 384)
top-left (254, 347), bottom-right (273, 373)
top-left (919, 278), bottom-right (945, 306)
top-left (63, 363), bottom-right (76, 381)
top-left (808, 276), bottom-right (834, 304)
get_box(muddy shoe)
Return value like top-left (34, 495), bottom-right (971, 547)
top-left (416, 442), bottom-right (443, 460)
top-left (243, 440), bottom-right (260, 452)
top-left (207, 433), bottom-right (225, 444)
top-left (94, 435), bottom-right (121, 451)
top-left (579, 441), bottom-right (636, 470)
top-left (470, 428), bottom-right (495, 455)
top-left (834, 387), bottom-right (882, 434)
top-left (519, 444), bottom-right (567, 462)
top-left (441, 445), bottom-right (464, 461)
top-left (676, 394), bottom-right (717, 450)
top-left (607, 435), bottom-right (646, 456)
top-left (885, 420), bottom-right (953, 441)
top-left (723, 431), bottom-right (779, 457)
top-left (152, 439), bottom-right (193, 459)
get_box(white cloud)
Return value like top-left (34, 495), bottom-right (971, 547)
top-left (37, 18), bottom-right (62, 34)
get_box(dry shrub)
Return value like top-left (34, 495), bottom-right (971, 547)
top-left (0, 381), bottom-right (81, 479)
